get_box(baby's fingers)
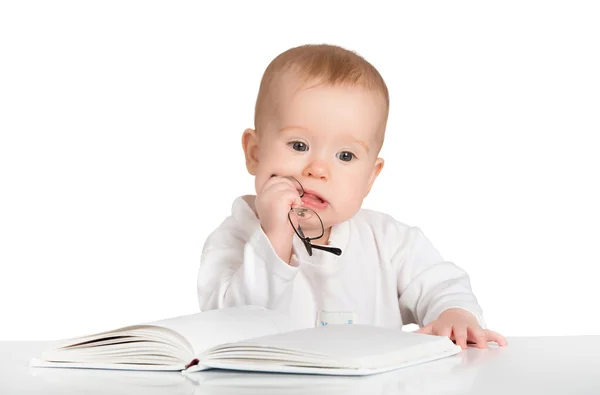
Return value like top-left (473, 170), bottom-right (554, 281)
top-left (415, 324), bottom-right (433, 335)
top-left (436, 325), bottom-right (452, 339)
top-left (452, 326), bottom-right (468, 349)
top-left (290, 194), bottom-right (303, 209)
top-left (467, 327), bottom-right (489, 349)
top-left (484, 329), bottom-right (508, 346)
top-left (262, 175), bottom-right (299, 194)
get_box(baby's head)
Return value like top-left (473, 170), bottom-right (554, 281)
top-left (242, 44), bottom-right (389, 229)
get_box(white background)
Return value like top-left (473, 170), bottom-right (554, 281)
top-left (1, 1), bottom-right (598, 340)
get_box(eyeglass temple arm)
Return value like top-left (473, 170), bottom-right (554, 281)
top-left (310, 244), bottom-right (342, 256)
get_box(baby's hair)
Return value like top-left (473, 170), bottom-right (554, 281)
top-left (254, 44), bottom-right (389, 134)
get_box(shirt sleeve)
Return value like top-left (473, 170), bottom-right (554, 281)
top-left (394, 226), bottom-right (486, 328)
top-left (197, 219), bottom-right (300, 312)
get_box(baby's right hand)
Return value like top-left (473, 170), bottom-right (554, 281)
top-left (255, 176), bottom-right (303, 263)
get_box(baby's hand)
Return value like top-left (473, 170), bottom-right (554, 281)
top-left (255, 176), bottom-right (303, 263)
top-left (415, 308), bottom-right (508, 349)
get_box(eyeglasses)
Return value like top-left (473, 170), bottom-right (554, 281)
top-left (273, 175), bottom-right (342, 257)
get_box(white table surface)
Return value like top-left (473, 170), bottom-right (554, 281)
top-left (1, 337), bottom-right (600, 394)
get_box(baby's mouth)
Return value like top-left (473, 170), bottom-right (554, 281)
top-left (301, 192), bottom-right (328, 209)
top-left (303, 193), bottom-right (324, 203)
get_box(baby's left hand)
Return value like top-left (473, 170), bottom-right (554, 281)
top-left (415, 308), bottom-right (508, 349)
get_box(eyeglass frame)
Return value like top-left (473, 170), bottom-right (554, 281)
top-left (271, 174), bottom-right (342, 257)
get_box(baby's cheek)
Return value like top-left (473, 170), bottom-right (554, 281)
top-left (337, 189), bottom-right (365, 219)
top-left (254, 174), bottom-right (268, 194)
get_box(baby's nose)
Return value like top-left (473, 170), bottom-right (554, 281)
top-left (303, 160), bottom-right (330, 180)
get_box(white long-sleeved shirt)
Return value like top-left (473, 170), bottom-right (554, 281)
top-left (197, 196), bottom-right (485, 329)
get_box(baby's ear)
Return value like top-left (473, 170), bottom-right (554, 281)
top-left (365, 157), bottom-right (384, 196)
top-left (241, 128), bottom-right (259, 175)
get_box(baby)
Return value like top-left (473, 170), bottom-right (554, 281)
top-left (197, 44), bottom-right (507, 349)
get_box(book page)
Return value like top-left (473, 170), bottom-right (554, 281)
top-left (185, 353), bottom-right (468, 391)
top-left (204, 324), bottom-right (460, 370)
top-left (146, 305), bottom-right (304, 356)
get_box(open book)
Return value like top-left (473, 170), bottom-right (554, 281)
top-left (30, 305), bottom-right (462, 376)
top-left (30, 355), bottom-right (473, 395)
top-left (30, 355), bottom-right (475, 395)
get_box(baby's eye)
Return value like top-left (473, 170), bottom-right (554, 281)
top-left (336, 151), bottom-right (355, 162)
top-left (289, 141), bottom-right (308, 152)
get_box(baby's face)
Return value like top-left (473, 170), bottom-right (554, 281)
top-left (246, 76), bottom-right (386, 229)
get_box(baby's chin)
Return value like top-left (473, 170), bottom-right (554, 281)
top-left (321, 210), bottom-right (359, 229)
